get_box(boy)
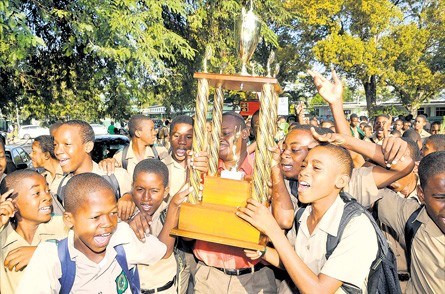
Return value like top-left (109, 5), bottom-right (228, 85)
top-left (421, 134), bottom-right (445, 158)
top-left (237, 145), bottom-right (378, 293)
top-left (129, 159), bottom-right (192, 293)
top-left (16, 173), bottom-right (167, 293)
top-left (413, 115), bottom-right (430, 139)
top-left (0, 170), bottom-right (68, 293)
top-left (53, 120), bottom-right (132, 219)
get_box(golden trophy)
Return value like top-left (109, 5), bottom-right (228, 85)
top-left (170, 7), bottom-right (281, 250)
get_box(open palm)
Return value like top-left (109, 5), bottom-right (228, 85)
top-left (308, 70), bottom-right (343, 104)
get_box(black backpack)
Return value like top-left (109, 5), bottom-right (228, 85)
top-left (121, 145), bottom-right (160, 170)
top-left (404, 205), bottom-right (423, 272)
top-left (294, 192), bottom-right (402, 294)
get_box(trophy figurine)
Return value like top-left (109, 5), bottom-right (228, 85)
top-left (220, 126), bottom-right (245, 181)
top-left (235, 6), bottom-right (262, 75)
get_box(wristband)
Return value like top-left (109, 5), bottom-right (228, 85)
top-left (260, 247), bottom-right (267, 258)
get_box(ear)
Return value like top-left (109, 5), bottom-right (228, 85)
top-left (84, 141), bottom-right (94, 153)
top-left (335, 174), bottom-right (350, 189)
top-left (43, 151), bottom-right (51, 160)
top-left (163, 186), bottom-right (170, 200)
top-left (417, 185), bottom-right (425, 204)
top-left (241, 128), bottom-right (249, 140)
top-left (63, 212), bottom-right (75, 229)
top-left (134, 129), bottom-right (142, 138)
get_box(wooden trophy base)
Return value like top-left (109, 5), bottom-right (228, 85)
top-left (170, 176), bottom-right (267, 251)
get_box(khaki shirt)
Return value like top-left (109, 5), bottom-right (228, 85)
top-left (0, 216), bottom-right (68, 294)
top-left (373, 189), bottom-right (445, 294)
top-left (138, 201), bottom-right (177, 292)
top-left (162, 154), bottom-right (187, 202)
top-left (295, 196), bottom-right (378, 293)
top-left (114, 141), bottom-right (168, 178)
top-left (344, 166), bottom-right (379, 208)
top-left (42, 165), bottom-right (65, 194)
top-left (418, 129), bottom-right (431, 139)
top-left (15, 222), bottom-right (167, 294)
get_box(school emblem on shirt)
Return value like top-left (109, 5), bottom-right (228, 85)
top-left (115, 270), bottom-right (128, 294)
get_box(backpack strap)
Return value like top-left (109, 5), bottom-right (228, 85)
top-left (293, 206), bottom-right (307, 235)
top-left (151, 145), bottom-right (160, 160)
top-left (57, 238), bottom-right (76, 294)
top-left (102, 174), bottom-right (121, 200)
top-left (122, 145), bottom-right (129, 170)
top-left (404, 205), bottom-right (423, 272)
top-left (56, 174), bottom-right (71, 205)
top-left (114, 244), bottom-right (141, 294)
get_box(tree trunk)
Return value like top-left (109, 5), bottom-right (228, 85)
top-left (363, 75), bottom-right (377, 117)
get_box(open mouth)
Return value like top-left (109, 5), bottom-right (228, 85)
top-left (176, 148), bottom-right (187, 157)
top-left (281, 163), bottom-right (293, 172)
top-left (140, 204), bottom-right (152, 212)
top-left (59, 158), bottom-right (69, 167)
top-left (298, 181), bottom-right (310, 193)
top-left (94, 233), bottom-right (112, 246)
top-left (39, 206), bottom-right (52, 214)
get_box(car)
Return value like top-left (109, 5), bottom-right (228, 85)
top-left (91, 135), bottom-right (130, 163)
top-left (90, 124), bottom-right (108, 136)
top-left (18, 125), bottom-right (49, 139)
top-left (4, 145), bottom-right (34, 174)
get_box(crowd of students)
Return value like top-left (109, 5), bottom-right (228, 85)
top-left (0, 70), bottom-right (443, 294)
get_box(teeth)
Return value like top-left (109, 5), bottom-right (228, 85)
top-left (40, 206), bottom-right (51, 211)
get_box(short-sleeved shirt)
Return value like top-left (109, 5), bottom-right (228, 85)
top-left (194, 155), bottom-right (258, 269)
top-left (114, 141), bottom-right (169, 178)
top-left (41, 165), bottom-right (65, 194)
top-left (162, 154), bottom-right (187, 201)
top-left (373, 189), bottom-right (445, 294)
top-left (15, 222), bottom-right (166, 294)
top-left (418, 129), bottom-right (430, 139)
top-left (108, 125), bottom-right (115, 134)
top-left (0, 216), bottom-right (68, 294)
top-left (295, 196), bottom-right (378, 293)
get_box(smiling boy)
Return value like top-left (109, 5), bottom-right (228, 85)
top-left (0, 170), bottom-right (68, 293)
top-left (16, 173), bottom-right (167, 293)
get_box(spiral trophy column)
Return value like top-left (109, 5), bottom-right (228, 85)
top-left (188, 46), bottom-right (212, 203)
top-left (209, 86), bottom-right (224, 176)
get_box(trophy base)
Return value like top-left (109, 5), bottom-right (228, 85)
top-left (170, 176), bottom-right (266, 250)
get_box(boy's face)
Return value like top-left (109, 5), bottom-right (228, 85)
top-left (414, 117), bottom-right (426, 131)
top-left (219, 116), bottom-right (246, 162)
top-left (350, 117), bottom-right (359, 127)
top-left (30, 141), bottom-right (46, 168)
top-left (170, 123), bottom-right (193, 164)
top-left (137, 120), bottom-right (156, 145)
top-left (64, 189), bottom-right (118, 262)
top-left (0, 144), bottom-right (6, 178)
top-left (421, 140), bottom-right (434, 158)
top-left (364, 127), bottom-right (372, 137)
top-left (431, 124), bottom-right (440, 135)
top-left (15, 174), bottom-right (52, 224)
top-left (388, 171), bottom-right (416, 194)
top-left (281, 129), bottom-right (317, 179)
top-left (395, 120), bottom-right (403, 131)
top-left (374, 116), bottom-right (389, 138)
top-left (54, 125), bottom-right (93, 174)
top-left (297, 147), bottom-right (348, 204)
top-left (418, 174), bottom-right (445, 233)
top-left (403, 121), bottom-right (411, 130)
top-left (132, 172), bottom-right (169, 216)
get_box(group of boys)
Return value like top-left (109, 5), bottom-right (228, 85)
top-left (0, 69), bottom-right (443, 294)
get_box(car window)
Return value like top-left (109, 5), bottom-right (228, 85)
top-left (11, 149), bottom-right (22, 164)
top-left (18, 148), bottom-right (30, 163)
top-left (5, 150), bottom-right (12, 160)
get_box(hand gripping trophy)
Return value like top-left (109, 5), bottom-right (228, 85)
top-left (170, 4), bottom-right (282, 251)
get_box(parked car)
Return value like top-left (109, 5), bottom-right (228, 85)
top-left (18, 125), bottom-right (49, 139)
top-left (4, 145), bottom-right (33, 174)
top-left (91, 135), bottom-right (130, 163)
top-left (90, 124), bottom-right (108, 136)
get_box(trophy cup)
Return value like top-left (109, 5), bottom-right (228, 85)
top-left (235, 6), bottom-right (262, 75)
top-left (170, 6), bottom-right (281, 251)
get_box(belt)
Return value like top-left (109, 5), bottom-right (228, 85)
top-left (213, 263), bottom-right (265, 276)
top-left (141, 276), bottom-right (175, 294)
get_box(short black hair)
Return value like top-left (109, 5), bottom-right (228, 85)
top-left (0, 170), bottom-right (41, 200)
top-left (62, 120), bottom-right (95, 144)
top-left (133, 159), bottom-right (169, 187)
top-left (350, 113), bottom-right (358, 119)
top-left (222, 112), bottom-right (246, 129)
top-left (376, 114), bottom-right (390, 120)
top-left (425, 134), bottom-right (445, 153)
top-left (418, 151), bottom-right (445, 190)
top-left (252, 110), bottom-right (260, 118)
top-left (312, 144), bottom-right (353, 177)
top-left (128, 114), bottom-right (152, 138)
top-left (360, 116), bottom-right (368, 121)
top-left (417, 114), bottom-right (427, 121)
top-left (431, 121), bottom-right (441, 127)
top-left (34, 135), bottom-right (57, 160)
top-left (401, 137), bottom-right (421, 161)
top-left (49, 122), bottom-right (63, 135)
top-left (64, 173), bottom-right (115, 213)
top-left (364, 125), bottom-right (372, 130)
top-left (391, 129), bottom-right (402, 137)
top-left (170, 115), bottom-right (194, 135)
top-left (402, 129), bottom-right (421, 145)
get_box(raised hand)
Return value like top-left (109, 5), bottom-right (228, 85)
top-left (310, 127), bottom-right (346, 146)
top-left (0, 189), bottom-right (15, 227)
top-left (4, 246), bottom-right (37, 271)
top-left (307, 70), bottom-right (343, 104)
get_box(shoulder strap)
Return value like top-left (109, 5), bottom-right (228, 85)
top-left (404, 205), bottom-right (423, 272)
top-left (114, 244), bottom-right (141, 294)
top-left (58, 238), bottom-right (76, 294)
top-left (102, 174), bottom-right (121, 200)
top-left (294, 206), bottom-right (306, 236)
top-left (56, 174), bottom-right (71, 205)
top-left (151, 145), bottom-right (159, 160)
top-left (122, 145), bottom-right (129, 170)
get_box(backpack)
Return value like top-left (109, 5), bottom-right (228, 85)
top-left (121, 145), bottom-right (160, 170)
top-left (56, 238), bottom-right (140, 294)
top-left (56, 173), bottom-right (121, 204)
top-left (294, 192), bottom-right (402, 294)
top-left (404, 205), bottom-right (423, 273)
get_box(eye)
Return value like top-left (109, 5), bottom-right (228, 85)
top-left (291, 148), bottom-right (300, 153)
top-left (110, 211), bottom-right (118, 216)
top-left (136, 188), bottom-right (144, 192)
top-left (92, 215), bottom-right (100, 220)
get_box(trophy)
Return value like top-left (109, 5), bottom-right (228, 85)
top-left (170, 6), bottom-right (281, 251)
top-left (235, 6), bottom-right (262, 75)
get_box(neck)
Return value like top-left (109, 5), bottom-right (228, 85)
top-left (14, 218), bottom-right (40, 244)
top-left (400, 177), bottom-right (417, 198)
top-left (310, 191), bottom-right (339, 223)
top-left (74, 158), bottom-right (94, 175)
top-left (132, 139), bottom-right (147, 159)
top-left (43, 158), bottom-right (60, 179)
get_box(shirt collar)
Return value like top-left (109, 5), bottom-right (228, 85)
top-left (218, 153), bottom-right (253, 176)
top-left (2, 218), bottom-right (59, 249)
top-left (162, 154), bottom-right (185, 171)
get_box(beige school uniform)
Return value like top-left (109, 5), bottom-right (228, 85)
top-left (42, 165), bottom-right (65, 214)
top-left (295, 196), bottom-right (378, 293)
top-left (15, 222), bottom-right (167, 294)
top-left (0, 216), bottom-right (69, 294)
top-left (162, 154), bottom-right (187, 202)
top-left (114, 142), bottom-right (169, 178)
top-left (371, 189), bottom-right (445, 294)
top-left (138, 201), bottom-right (177, 293)
top-left (418, 129), bottom-right (431, 139)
